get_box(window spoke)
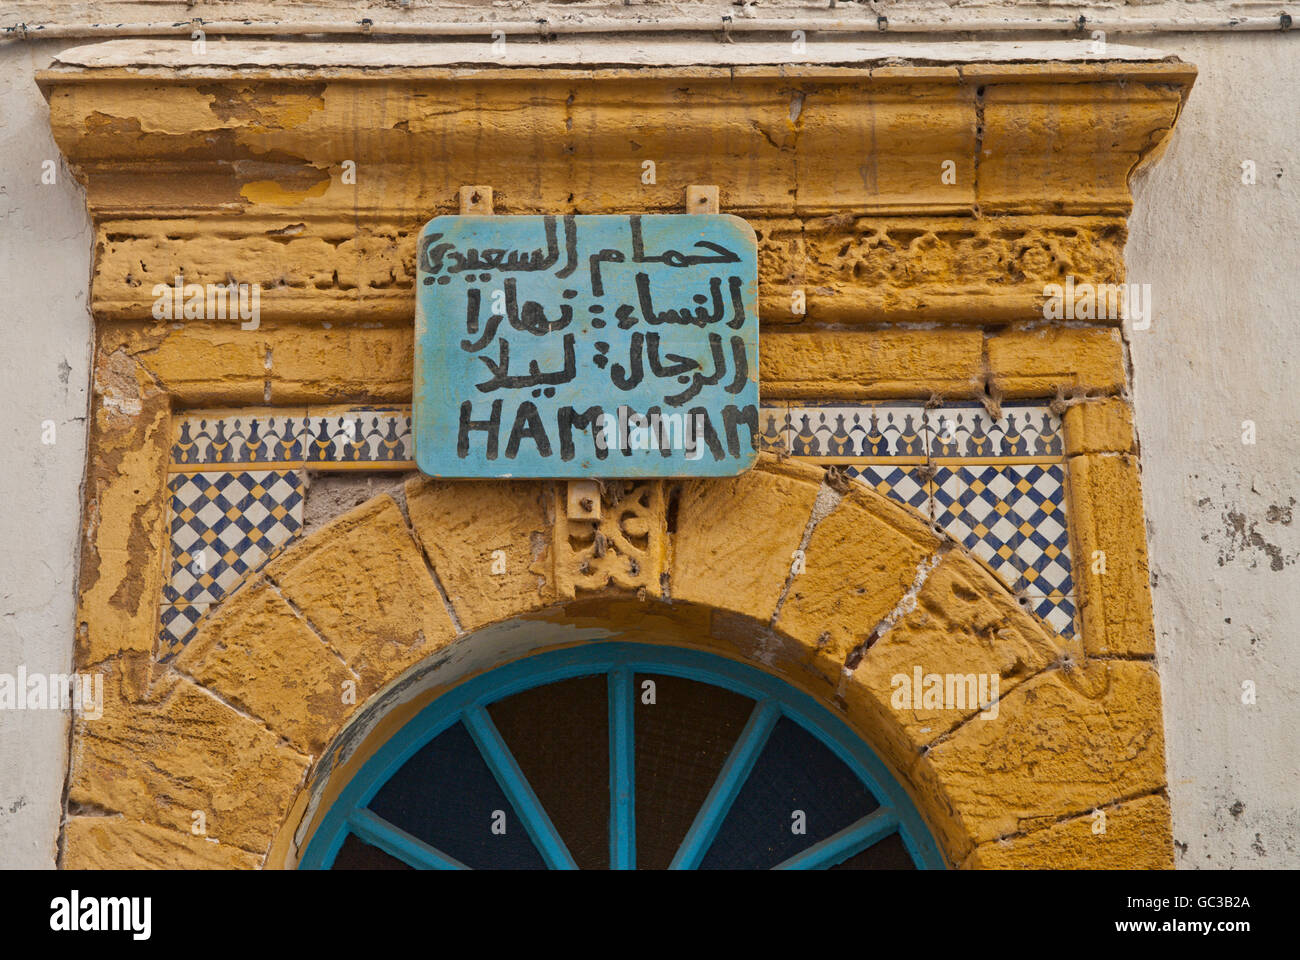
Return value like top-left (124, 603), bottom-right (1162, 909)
top-left (772, 808), bottom-right (900, 870)
top-left (463, 704), bottom-right (579, 870)
top-left (608, 667), bottom-right (636, 870)
top-left (347, 809), bottom-right (469, 870)
top-left (668, 698), bottom-right (780, 870)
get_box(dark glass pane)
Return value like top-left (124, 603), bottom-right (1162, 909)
top-left (701, 715), bottom-right (878, 869)
top-left (634, 673), bottom-right (755, 870)
top-left (368, 721), bottom-right (546, 869)
top-left (829, 830), bottom-right (917, 870)
top-left (330, 832), bottom-right (415, 870)
top-left (488, 674), bottom-right (609, 869)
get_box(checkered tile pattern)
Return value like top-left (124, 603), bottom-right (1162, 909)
top-left (780, 401), bottom-right (1076, 639)
top-left (162, 470), bottom-right (304, 607)
top-left (932, 464), bottom-right (1073, 594)
top-left (846, 465), bottom-right (932, 515)
top-left (1029, 594), bottom-right (1078, 638)
top-left (159, 601), bottom-right (210, 650)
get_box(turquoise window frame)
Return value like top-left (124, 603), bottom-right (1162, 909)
top-left (299, 642), bottom-right (946, 870)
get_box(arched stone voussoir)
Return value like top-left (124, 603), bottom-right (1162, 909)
top-left (961, 792), bottom-right (1174, 870)
top-left (774, 481), bottom-right (944, 680)
top-left (669, 455), bottom-right (827, 619)
top-left (66, 657), bottom-right (311, 861)
top-left (403, 475), bottom-right (558, 631)
top-left (908, 658), bottom-right (1167, 865)
top-left (841, 548), bottom-right (1082, 782)
top-left (172, 578), bottom-right (358, 757)
top-left (172, 491), bottom-right (467, 756)
top-left (263, 494), bottom-right (460, 698)
top-left (74, 464), bottom-right (1167, 871)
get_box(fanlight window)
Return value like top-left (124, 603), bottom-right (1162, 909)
top-left (300, 643), bottom-right (944, 870)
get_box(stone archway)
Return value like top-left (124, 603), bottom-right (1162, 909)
top-left (63, 455), bottom-right (1171, 869)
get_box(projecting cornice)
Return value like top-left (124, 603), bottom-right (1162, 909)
top-left (41, 40), bottom-right (1194, 324)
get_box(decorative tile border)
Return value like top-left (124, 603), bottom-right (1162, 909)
top-left (159, 405), bottom-right (414, 653)
top-left (304, 406), bottom-right (414, 466)
top-left (171, 408), bottom-right (307, 467)
top-left (169, 406), bottom-right (413, 471)
top-left (159, 401), bottom-right (1075, 649)
top-left (758, 401), bottom-right (1065, 463)
top-left (761, 401), bottom-right (1076, 638)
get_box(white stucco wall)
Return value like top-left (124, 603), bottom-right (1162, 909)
top-left (0, 7), bottom-right (1295, 869)
top-left (1125, 32), bottom-right (1300, 868)
top-left (0, 41), bottom-right (92, 868)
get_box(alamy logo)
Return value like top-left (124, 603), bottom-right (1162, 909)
top-left (50, 891), bottom-right (151, 940)
top-left (152, 275), bottom-right (261, 329)
top-left (593, 406), bottom-right (708, 459)
top-left (1042, 275), bottom-right (1151, 329)
top-left (0, 667), bottom-right (102, 719)
top-left (891, 667), bottom-right (1000, 719)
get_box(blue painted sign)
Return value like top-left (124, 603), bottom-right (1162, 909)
top-left (414, 214), bottom-right (759, 478)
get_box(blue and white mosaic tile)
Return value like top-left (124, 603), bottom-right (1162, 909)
top-left (162, 469), bottom-right (305, 607)
top-left (159, 404), bottom-right (416, 652)
top-left (158, 401), bottom-right (1077, 648)
top-left (304, 406), bottom-right (414, 466)
top-left (844, 464), bottom-right (932, 515)
top-left (761, 401), bottom-right (1077, 638)
top-left (170, 409), bottom-right (307, 466)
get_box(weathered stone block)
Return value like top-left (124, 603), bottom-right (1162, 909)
top-left (777, 484), bottom-right (941, 681)
top-left (64, 816), bottom-right (263, 869)
top-left (962, 792), bottom-right (1174, 869)
top-left (671, 457), bottom-right (823, 619)
top-left (269, 495), bottom-right (458, 693)
top-left (405, 477), bottom-right (556, 630)
top-left (68, 663), bottom-right (310, 856)
top-left (1069, 454), bottom-right (1157, 657)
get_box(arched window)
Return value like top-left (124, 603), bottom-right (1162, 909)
top-left (300, 643), bottom-right (944, 869)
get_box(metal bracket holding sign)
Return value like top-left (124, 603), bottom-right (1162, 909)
top-left (413, 206), bottom-right (759, 479)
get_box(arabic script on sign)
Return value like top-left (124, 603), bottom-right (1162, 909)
top-left (414, 214), bottom-right (760, 478)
